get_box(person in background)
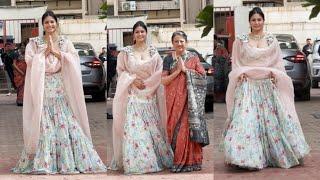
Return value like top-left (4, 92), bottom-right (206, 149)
top-left (302, 38), bottom-right (312, 56)
top-left (1, 42), bottom-right (17, 95)
top-left (213, 35), bottom-right (229, 102)
top-left (12, 45), bottom-right (27, 106)
top-left (99, 47), bottom-right (107, 61)
top-left (106, 44), bottom-right (117, 99)
top-left (0, 50), bottom-right (11, 95)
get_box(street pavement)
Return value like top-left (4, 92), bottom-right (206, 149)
top-left (0, 95), bottom-right (213, 180)
top-left (213, 89), bottom-right (320, 180)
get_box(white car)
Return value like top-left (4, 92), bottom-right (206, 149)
top-left (310, 38), bottom-right (320, 88)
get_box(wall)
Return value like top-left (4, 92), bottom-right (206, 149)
top-left (150, 24), bottom-right (214, 56)
top-left (214, 0), bottom-right (242, 10)
top-left (107, 15), bottom-right (148, 48)
top-left (0, 6), bottom-right (47, 43)
top-left (118, 0), bottom-right (179, 11)
top-left (263, 6), bottom-right (320, 46)
top-left (59, 18), bottom-right (107, 53)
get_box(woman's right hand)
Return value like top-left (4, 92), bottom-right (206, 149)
top-left (132, 78), bottom-right (146, 90)
top-left (45, 40), bottom-right (52, 57)
top-left (238, 73), bottom-right (247, 83)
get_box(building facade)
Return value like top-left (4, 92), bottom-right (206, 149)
top-left (112, 0), bottom-right (209, 27)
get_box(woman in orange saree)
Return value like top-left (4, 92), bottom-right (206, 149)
top-left (13, 47), bottom-right (27, 106)
top-left (162, 31), bottom-right (208, 172)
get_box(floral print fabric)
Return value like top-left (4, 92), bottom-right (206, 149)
top-left (12, 73), bottom-right (106, 174)
top-left (224, 79), bottom-right (310, 169)
top-left (122, 94), bottom-right (173, 175)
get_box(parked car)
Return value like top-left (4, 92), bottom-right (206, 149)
top-left (73, 42), bottom-right (106, 101)
top-left (157, 47), bottom-right (214, 112)
top-left (309, 37), bottom-right (320, 88)
top-left (275, 34), bottom-right (311, 100)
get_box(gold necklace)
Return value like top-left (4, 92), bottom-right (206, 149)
top-left (133, 45), bottom-right (148, 52)
top-left (249, 33), bottom-right (265, 41)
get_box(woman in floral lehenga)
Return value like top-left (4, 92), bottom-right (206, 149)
top-left (12, 10), bottom-right (106, 174)
top-left (13, 47), bottom-right (27, 106)
top-left (162, 31), bottom-right (209, 172)
top-left (223, 7), bottom-right (310, 170)
top-left (110, 21), bottom-right (173, 175)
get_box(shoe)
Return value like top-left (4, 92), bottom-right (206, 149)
top-left (6, 93), bottom-right (12, 96)
top-left (107, 97), bottom-right (112, 101)
top-left (16, 103), bottom-right (23, 106)
top-left (107, 113), bottom-right (113, 119)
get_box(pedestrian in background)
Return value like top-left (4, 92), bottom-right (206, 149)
top-left (162, 31), bottom-right (209, 172)
top-left (106, 44), bottom-right (117, 99)
top-left (1, 42), bottom-right (17, 95)
top-left (12, 45), bottom-right (27, 106)
top-left (302, 38), bottom-right (312, 56)
top-left (213, 35), bottom-right (230, 102)
top-left (0, 52), bottom-right (12, 95)
top-left (99, 47), bottom-right (107, 61)
top-left (110, 21), bottom-right (173, 175)
top-left (223, 7), bottom-right (310, 170)
top-left (12, 10), bottom-right (106, 174)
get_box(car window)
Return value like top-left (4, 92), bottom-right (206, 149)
top-left (276, 35), bottom-right (299, 50)
top-left (278, 41), bottom-right (299, 50)
top-left (76, 49), bottom-right (95, 56)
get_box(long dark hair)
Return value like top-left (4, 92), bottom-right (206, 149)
top-left (42, 10), bottom-right (58, 25)
top-left (249, 7), bottom-right (265, 21)
top-left (132, 21), bottom-right (147, 44)
top-left (171, 30), bottom-right (188, 42)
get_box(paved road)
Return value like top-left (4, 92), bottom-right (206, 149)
top-left (213, 89), bottom-right (320, 180)
top-left (0, 95), bottom-right (213, 180)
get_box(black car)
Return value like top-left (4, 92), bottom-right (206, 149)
top-left (275, 34), bottom-right (311, 100)
top-left (73, 42), bottom-right (106, 101)
top-left (157, 47), bottom-right (214, 112)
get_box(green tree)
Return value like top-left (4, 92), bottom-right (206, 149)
top-left (302, 0), bottom-right (320, 20)
top-left (99, 1), bottom-right (108, 19)
top-left (195, 5), bottom-right (213, 38)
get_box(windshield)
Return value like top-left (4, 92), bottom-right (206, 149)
top-left (275, 35), bottom-right (299, 50)
top-left (76, 49), bottom-right (95, 56)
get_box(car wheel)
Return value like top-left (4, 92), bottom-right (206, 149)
top-left (92, 90), bottom-right (106, 102)
top-left (205, 99), bottom-right (213, 112)
top-left (312, 80), bottom-right (318, 88)
top-left (299, 89), bottom-right (311, 101)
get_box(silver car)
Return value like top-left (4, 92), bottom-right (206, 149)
top-left (74, 42), bottom-right (106, 101)
top-left (275, 34), bottom-right (311, 100)
top-left (310, 38), bottom-right (320, 88)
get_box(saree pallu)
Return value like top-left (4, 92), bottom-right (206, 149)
top-left (186, 71), bottom-right (209, 146)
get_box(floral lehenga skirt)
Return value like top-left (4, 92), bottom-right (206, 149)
top-left (122, 94), bottom-right (173, 174)
top-left (13, 73), bottom-right (107, 174)
top-left (224, 79), bottom-right (310, 170)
